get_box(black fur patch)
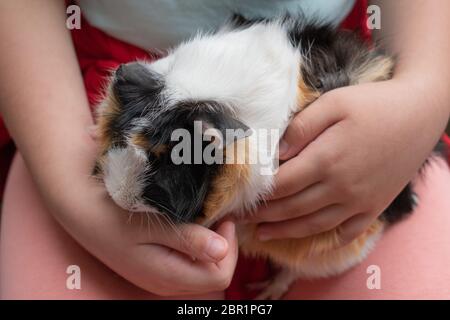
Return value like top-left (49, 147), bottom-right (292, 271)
top-left (229, 13), bottom-right (268, 29)
top-left (230, 14), bottom-right (379, 93)
top-left (382, 141), bottom-right (448, 223)
top-left (110, 62), bottom-right (164, 148)
top-left (289, 21), bottom-right (380, 93)
top-left (137, 101), bottom-right (249, 223)
top-left (381, 184), bottom-right (416, 223)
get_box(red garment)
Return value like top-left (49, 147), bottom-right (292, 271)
top-left (0, 0), bottom-right (448, 299)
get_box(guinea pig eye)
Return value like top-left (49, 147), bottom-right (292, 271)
top-left (314, 78), bottom-right (324, 89)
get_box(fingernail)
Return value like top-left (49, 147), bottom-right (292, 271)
top-left (206, 237), bottom-right (227, 260)
top-left (258, 231), bottom-right (272, 241)
top-left (278, 139), bottom-right (289, 157)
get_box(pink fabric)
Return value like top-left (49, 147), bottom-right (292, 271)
top-left (1, 154), bottom-right (450, 299)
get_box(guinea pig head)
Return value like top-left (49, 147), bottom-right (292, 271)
top-left (94, 62), bottom-right (253, 224)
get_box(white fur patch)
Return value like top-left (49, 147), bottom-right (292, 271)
top-left (102, 146), bottom-right (151, 212)
top-left (147, 21), bottom-right (302, 218)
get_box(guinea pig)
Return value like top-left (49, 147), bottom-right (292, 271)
top-left (93, 15), bottom-right (443, 299)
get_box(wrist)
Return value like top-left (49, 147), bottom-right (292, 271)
top-left (390, 74), bottom-right (450, 129)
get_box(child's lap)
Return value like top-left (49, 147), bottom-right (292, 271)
top-left (1, 154), bottom-right (450, 299)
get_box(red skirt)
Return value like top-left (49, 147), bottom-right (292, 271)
top-left (0, 0), bottom-right (447, 299)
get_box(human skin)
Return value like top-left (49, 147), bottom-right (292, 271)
top-left (246, 0), bottom-right (450, 245)
top-left (1, 0), bottom-right (450, 299)
top-left (0, 0), bottom-right (237, 297)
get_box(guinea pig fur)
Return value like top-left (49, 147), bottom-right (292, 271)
top-left (93, 15), bottom-right (438, 299)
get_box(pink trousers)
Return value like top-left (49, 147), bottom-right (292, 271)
top-left (1, 154), bottom-right (450, 299)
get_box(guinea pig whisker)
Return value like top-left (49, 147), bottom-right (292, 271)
top-left (144, 211), bottom-right (153, 239)
top-left (155, 211), bottom-right (186, 244)
top-left (126, 212), bottom-right (134, 224)
top-left (139, 212), bottom-right (144, 234)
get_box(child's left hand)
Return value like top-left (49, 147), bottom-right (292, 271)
top-left (245, 78), bottom-right (448, 245)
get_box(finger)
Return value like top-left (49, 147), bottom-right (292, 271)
top-left (133, 221), bottom-right (238, 295)
top-left (151, 221), bottom-right (229, 263)
top-left (268, 149), bottom-right (324, 200)
top-left (256, 204), bottom-right (352, 240)
top-left (131, 244), bottom-right (220, 295)
top-left (214, 220), bottom-right (239, 284)
top-left (279, 95), bottom-right (344, 160)
top-left (169, 221), bottom-right (238, 293)
top-left (336, 213), bottom-right (375, 247)
top-left (245, 183), bottom-right (337, 223)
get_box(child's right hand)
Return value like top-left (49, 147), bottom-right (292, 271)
top-left (45, 173), bottom-right (238, 296)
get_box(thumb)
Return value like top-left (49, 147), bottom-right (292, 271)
top-left (156, 222), bottom-right (230, 263)
top-left (279, 95), bottom-right (344, 160)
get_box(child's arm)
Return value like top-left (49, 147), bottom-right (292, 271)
top-left (246, 0), bottom-right (450, 243)
top-left (0, 0), bottom-right (237, 296)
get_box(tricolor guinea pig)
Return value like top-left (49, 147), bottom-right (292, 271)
top-left (93, 15), bottom-right (441, 299)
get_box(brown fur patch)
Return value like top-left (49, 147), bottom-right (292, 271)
top-left (96, 85), bottom-right (121, 156)
top-left (297, 72), bottom-right (321, 111)
top-left (151, 144), bottom-right (168, 157)
top-left (130, 133), bottom-right (151, 150)
top-left (239, 218), bottom-right (385, 273)
top-left (130, 133), bottom-right (168, 157)
top-left (351, 56), bottom-right (394, 85)
top-left (198, 138), bottom-right (251, 225)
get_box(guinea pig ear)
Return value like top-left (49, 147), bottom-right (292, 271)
top-left (113, 62), bottom-right (163, 108)
top-left (195, 110), bottom-right (252, 148)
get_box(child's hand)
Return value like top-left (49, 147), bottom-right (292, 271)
top-left (46, 175), bottom-right (238, 297)
top-left (245, 78), bottom-right (448, 245)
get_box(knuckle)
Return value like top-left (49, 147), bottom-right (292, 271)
top-left (320, 91), bottom-right (342, 111)
top-left (290, 117), bottom-right (310, 141)
top-left (318, 150), bottom-right (337, 171)
top-left (274, 181), bottom-right (293, 199)
top-left (179, 228), bottom-right (197, 253)
top-left (338, 180), bottom-right (359, 200)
